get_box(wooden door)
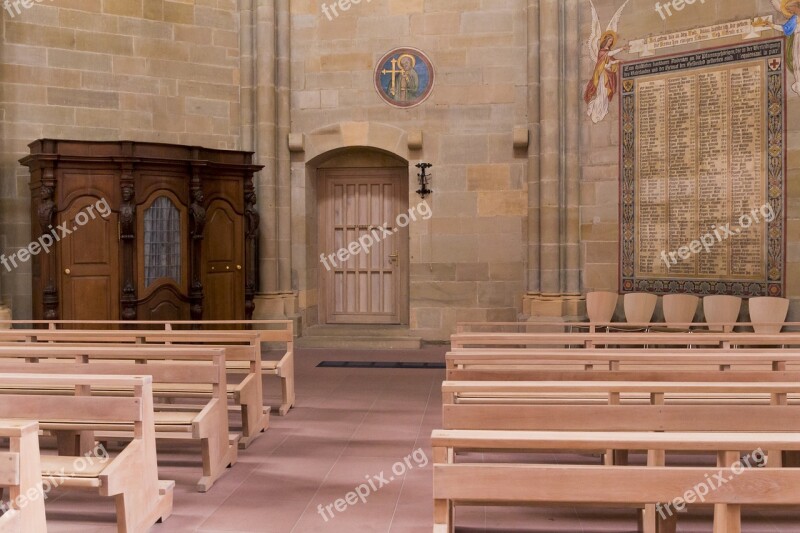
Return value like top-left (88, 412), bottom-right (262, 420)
top-left (319, 168), bottom-right (409, 325)
top-left (60, 198), bottom-right (119, 321)
top-left (202, 199), bottom-right (244, 320)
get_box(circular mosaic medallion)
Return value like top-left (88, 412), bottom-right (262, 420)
top-left (374, 48), bottom-right (435, 109)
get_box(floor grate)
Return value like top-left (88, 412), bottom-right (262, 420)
top-left (317, 361), bottom-right (444, 369)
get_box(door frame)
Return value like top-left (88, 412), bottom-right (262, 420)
top-left (317, 167), bottom-right (409, 325)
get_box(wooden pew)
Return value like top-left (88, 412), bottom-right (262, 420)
top-left (446, 349), bottom-right (800, 468)
top-left (0, 346), bottom-right (237, 492)
top-left (0, 420), bottom-right (46, 533)
top-left (437, 380), bottom-right (800, 533)
top-left (0, 319), bottom-right (297, 417)
top-left (0, 329), bottom-right (271, 447)
top-left (432, 430), bottom-right (800, 533)
top-left (0, 373), bottom-right (173, 532)
top-left (156, 323), bottom-right (295, 416)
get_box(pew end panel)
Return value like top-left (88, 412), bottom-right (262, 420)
top-left (0, 420), bottom-right (46, 533)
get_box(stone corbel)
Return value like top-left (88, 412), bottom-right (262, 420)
top-left (408, 130), bottom-right (423, 151)
top-left (288, 133), bottom-right (305, 153)
top-left (513, 126), bottom-right (529, 149)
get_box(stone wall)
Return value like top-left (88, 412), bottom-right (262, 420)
top-left (289, 0), bottom-right (528, 339)
top-left (580, 0), bottom-right (800, 321)
top-left (1, 0), bottom-right (797, 335)
top-left (0, 0), bottom-right (242, 317)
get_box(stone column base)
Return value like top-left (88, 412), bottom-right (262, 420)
top-left (253, 293), bottom-right (303, 336)
top-left (523, 293), bottom-right (585, 321)
top-left (0, 305), bottom-right (12, 329)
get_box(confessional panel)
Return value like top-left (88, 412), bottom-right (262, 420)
top-left (138, 286), bottom-right (187, 321)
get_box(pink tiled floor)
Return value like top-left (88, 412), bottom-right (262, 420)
top-left (41, 346), bottom-right (800, 532)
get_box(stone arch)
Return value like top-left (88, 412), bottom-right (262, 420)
top-left (304, 121), bottom-right (410, 165)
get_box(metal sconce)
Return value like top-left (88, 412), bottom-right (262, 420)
top-left (415, 163), bottom-right (433, 199)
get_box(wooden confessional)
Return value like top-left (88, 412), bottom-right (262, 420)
top-left (21, 139), bottom-right (263, 322)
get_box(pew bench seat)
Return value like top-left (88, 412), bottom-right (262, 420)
top-left (39, 452), bottom-right (175, 496)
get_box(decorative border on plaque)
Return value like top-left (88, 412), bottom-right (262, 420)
top-left (619, 39), bottom-right (786, 297)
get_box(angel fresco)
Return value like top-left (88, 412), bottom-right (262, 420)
top-left (756, 0), bottom-right (800, 95)
top-left (584, 0), bottom-right (630, 124)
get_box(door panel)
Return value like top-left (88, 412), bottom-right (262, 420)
top-left (136, 191), bottom-right (190, 319)
top-left (319, 168), bottom-right (408, 325)
top-left (60, 198), bottom-right (119, 322)
top-left (202, 200), bottom-right (244, 321)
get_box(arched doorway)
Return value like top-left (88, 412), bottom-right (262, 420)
top-left (316, 149), bottom-right (409, 325)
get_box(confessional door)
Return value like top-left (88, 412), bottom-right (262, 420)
top-left (59, 198), bottom-right (119, 321)
top-left (318, 168), bottom-right (409, 325)
top-left (202, 199), bottom-right (245, 321)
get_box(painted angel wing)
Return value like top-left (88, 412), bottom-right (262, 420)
top-left (587, 0), bottom-right (602, 59)
top-left (771, 0), bottom-right (783, 13)
top-left (606, 0), bottom-right (630, 33)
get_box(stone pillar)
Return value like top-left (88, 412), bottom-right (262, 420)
top-left (253, 0), bottom-right (297, 319)
top-left (254, 0), bottom-right (277, 296)
top-left (239, 0), bottom-right (255, 153)
top-left (564, 0), bottom-right (582, 297)
top-left (538, 0), bottom-right (560, 297)
top-left (524, 0), bottom-right (584, 319)
top-left (525, 0), bottom-right (541, 299)
top-left (276, 0), bottom-right (293, 297)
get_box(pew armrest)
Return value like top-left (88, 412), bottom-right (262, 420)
top-left (274, 351), bottom-right (292, 376)
top-left (192, 398), bottom-right (222, 439)
top-left (99, 439), bottom-right (142, 497)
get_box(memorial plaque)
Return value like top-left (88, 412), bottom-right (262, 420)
top-left (620, 39), bottom-right (786, 297)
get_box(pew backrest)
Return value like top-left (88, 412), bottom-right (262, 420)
top-left (449, 331), bottom-right (800, 349)
top-left (441, 380), bottom-right (800, 432)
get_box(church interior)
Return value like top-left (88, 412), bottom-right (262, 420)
top-left (2, 0), bottom-right (800, 531)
